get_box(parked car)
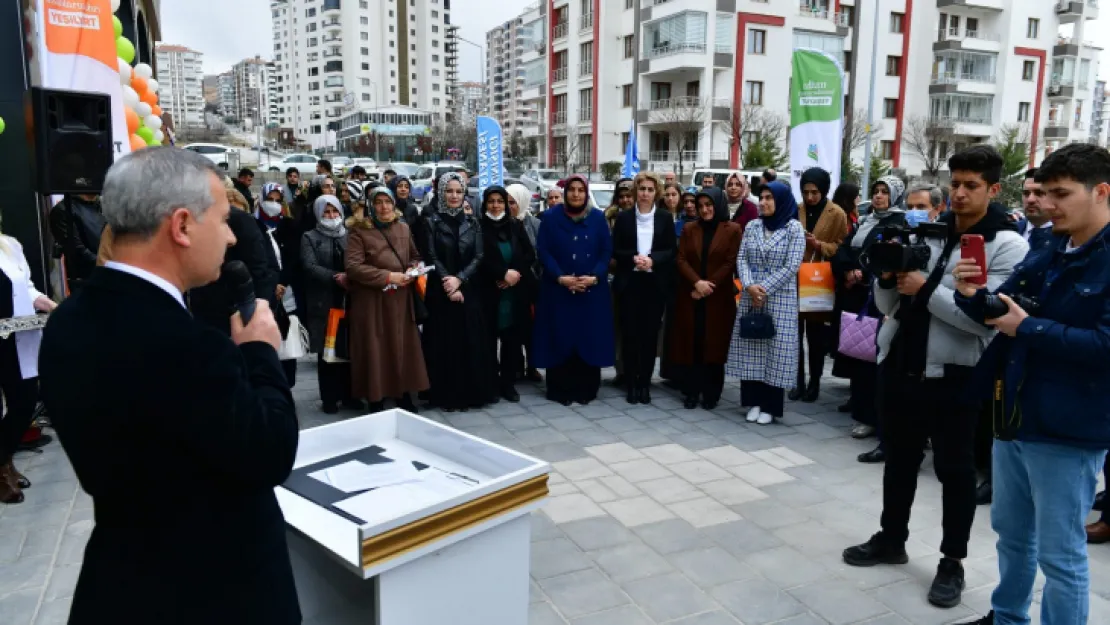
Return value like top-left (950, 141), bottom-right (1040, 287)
top-left (383, 161), bottom-right (421, 179)
top-left (465, 176), bottom-right (525, 212)
top-left (590, 182), bottom-right (615, 211)
top-left (327, 156), bottom-right (354, 177)
top-left (182, 143), bottom-right (239, 170)
top-left (411, 162), bottom-right (470, 203)
top-left (520, 168), bottom-right (564, 196)
top-left (268, 153), bottom-right (320, 173)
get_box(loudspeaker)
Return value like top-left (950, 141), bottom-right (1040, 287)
top-left (27, 87), bottom-right (114, 195)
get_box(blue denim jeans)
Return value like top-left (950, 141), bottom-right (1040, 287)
top-left (991, 439), bottom-right (1106, 625)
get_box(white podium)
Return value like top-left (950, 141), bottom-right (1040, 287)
top-left (275, 409), bottom-right (550, 625)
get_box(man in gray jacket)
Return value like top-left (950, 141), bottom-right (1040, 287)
top-left (842, 146), bottom-right (1029, 609)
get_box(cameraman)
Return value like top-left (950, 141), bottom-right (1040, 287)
top-left (951, 143), bottom-right (1110, 625)
top-left (842, 145), bottom-right (1028, 609)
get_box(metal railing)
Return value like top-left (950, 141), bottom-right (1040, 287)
top-left (930, 114), bottom-right (992, 125)
top-left (553, 110), bottom-right (567, 125)
top-left (579, 61), bottom-right (593, 76)
top-left (1074, 120), bottom-right (1088, 130)
top-left (648, 150), bottom-right (701, 162)
top-left (647, 96), bottom-right (730, 110)
top-left (553, 22), bottom-right (568, 41)
top-left (578, 108), bottom-right (593, 123)
top-left (930, 71), bottom-right (996, 84)
top-left (579, 13), bottom-right (593, 32)
top-left (936, 28), bottom-right (1001, 42)
top-left (552, 67), bottom-right (567, 83)
top-left (646, 0), bottom-right (673, 5)
top-left (645, 42), bottom-right (707, 59)
top-left (714, 43), bottom-right (733, 53)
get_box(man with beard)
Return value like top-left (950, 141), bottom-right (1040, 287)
top-left (1019, 168), bottom-right (1055, 252)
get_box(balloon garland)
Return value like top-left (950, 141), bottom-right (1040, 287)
top-left (112, 2), bottom-right (163, 150)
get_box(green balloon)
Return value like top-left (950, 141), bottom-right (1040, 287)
top-left (136, 126), bottom-right (154, 142)
top-left (146, 137), bottom-right (161, 147)
top-left (116, 37), bottom-right (135, 64)
top-left (0, 116), bottom-right (5, 135)
top-left (112, 16), bottom-right (122, 38)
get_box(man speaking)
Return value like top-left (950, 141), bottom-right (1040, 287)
top-left (39, 147), bottom-right (301, 624)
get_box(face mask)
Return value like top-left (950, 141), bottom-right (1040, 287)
top-left (486, 210), bottom-right (506, 221)
top-left (320, 216), bottom-right (344, 230)
top-left (261, 201), bottom-right (283, 217)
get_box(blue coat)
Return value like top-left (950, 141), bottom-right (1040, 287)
top-left (956, 224), bottom-right (1110, 449)
top-left (531, 205), bottom-right (615, 368)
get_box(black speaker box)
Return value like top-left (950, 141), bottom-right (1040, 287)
top-left (27, 87), bottom-right (114, 195)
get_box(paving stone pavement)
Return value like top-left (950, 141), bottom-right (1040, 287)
top-left (2, 360), bottom-right (1109, 624)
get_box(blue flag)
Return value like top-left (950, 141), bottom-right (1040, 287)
top-left (476, 116), bottom-right (504, 190)
top-left (622, 122), bottom-right (640, 179)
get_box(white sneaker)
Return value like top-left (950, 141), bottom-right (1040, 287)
top-left (746, 406), bottom-right (761, 423)
top-left (756, 412), bottom-right (774, 425)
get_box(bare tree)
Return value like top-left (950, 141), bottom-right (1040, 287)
top-left (902, 115), bottom-right (957, 180)
top-left (652, 97), bottom-right (709, 180)
top-left (554, 134), bottom-right (583, 174)
top-left (727, 105), bottom-right (788, 168)
top-left (843, 108), bottom-right (884, 153)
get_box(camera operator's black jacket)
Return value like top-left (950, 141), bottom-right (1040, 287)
top-left (956, 223), bottom-right (1110, 449)
top-left (49, 196), bottom-right (106, 293)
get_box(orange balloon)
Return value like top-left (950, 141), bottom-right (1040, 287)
top-left (124, 107), bottom-right (140, 134)
top-left (140, 89), bottom-right (158, 107)
top-left (131, 75), bottom-right (148, 96)
top-left (129, 133), bottom-right (147, 151)
top-left (151, 104), bottom-right (162, 117)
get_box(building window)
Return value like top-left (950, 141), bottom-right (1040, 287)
top-left (362, 93), bottom-right (371, 101)
top-left (749, 29), bottom-right (766, 54)
top-left (883, 98), bottom-right (898, 118)
top-left (1022, 60), bottom-right (1035, 81)
top-left (623, 35), bottom-right (634, 59)
top-left (363, 32), bottom-right (370, 40)
top-left (361, 78), bottom-right (370, 86)
top-left (433, 98), bottom-right (441, 105)
top-left (361, 47), bottom-right (370, 55)
top-left (1027, 18), bottom-right (1039, 39)
top-left (625, 0), bottom-right (633, 9)
top-left (362, 62), bottom-right (370, 70)
top-left (743, 81), bottom-right (763, 105)
top-left (886, 55), bottom-right (901, 76)
top-left (621, 131), bottom-right (631, 152)
top-left (360, 17), bottom-right (368, 25)
top-left (890, 12), bottom-right (904, 33)
top-left (880, 141), bottom-right (895, 159)
top-left (1018, 102), bottom-right (1031, 122)
top-left (622, 84), bottom-right (633, 107)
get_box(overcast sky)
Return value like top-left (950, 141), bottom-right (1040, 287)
top-left (160, 0), bottom-right (533, 79)
top-left (163, 0), bottom-right (1108, 81)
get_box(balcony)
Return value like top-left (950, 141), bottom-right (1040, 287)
top-left (1045, 120), bottom-right (1071, 139)
top-left (552, 67), bottom-right (567, 84)
top-left (322, 18), bottom-right (341, 32)
top-left (578, 108), bottom-right (592, 124)
top-left (322, 33), bottom-right (342, 44)
top-left (937, 0), bottom-right (1004, 10)
top-left (579, 12), bottom-right (593, 33)
top-left (934, 28), bottom-right (1001, 53)
top-left (640, 42), bottom-right (708, 75)
top-left (553, 22), bottom-right (568, 41)
top-left (1056, 0), bottom-right (1085, 21)
top-left (1048, 78), bottom-right (1076, 98)
top-left (648, 150), bottom-right (701, 164)
top-left (324, 76), bottom-right (344, 89)
top-left (322, 0), bottom-right (340, 15)
top-left (640, 96), bottom-right (732, 123)
top-left (579, 61), bottom-right (593, 77)
top-left (931, 114), bottom-right (993, 136)
top-left (323, 48), bottom-right (341, 58)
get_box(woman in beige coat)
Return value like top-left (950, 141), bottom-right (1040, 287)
top-left (345, 186), bottom-right (429, 411)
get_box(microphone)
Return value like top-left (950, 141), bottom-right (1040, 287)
top-left (221, 261), bottom-right (257, 325)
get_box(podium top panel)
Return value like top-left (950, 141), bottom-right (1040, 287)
top-left (276, 409), bottom-right (550, 577)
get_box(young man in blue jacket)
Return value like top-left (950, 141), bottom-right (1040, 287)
top-left (951, 142), bottom-right (1110, 625)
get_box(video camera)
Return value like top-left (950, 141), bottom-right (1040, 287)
top-left (864, 222), bottom-right (948, 274)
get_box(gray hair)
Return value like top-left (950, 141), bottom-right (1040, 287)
top-left (102, 146), bottom-right (223, 239)
top-left (906, 182), bottom-right (944, 209)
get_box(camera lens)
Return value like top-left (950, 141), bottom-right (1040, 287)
top-left (983, 295), bottom-right (1010, 319)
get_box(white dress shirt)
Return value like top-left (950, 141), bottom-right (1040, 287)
top-left (1024, 221), bottom-right (1052, 242)
top-left (635, 207), bottom-right (655, 272)
top-left (105, 261), bottom-right (186, 309)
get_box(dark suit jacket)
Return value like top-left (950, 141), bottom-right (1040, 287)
top-left (39, 268), bottom-right (301, 625)
top-left (611, 207), bottom-right (677, 296)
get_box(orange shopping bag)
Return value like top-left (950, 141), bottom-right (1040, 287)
top-left (322, 308), bottom-right (349, 363)
top-left (798, 262), bottom-right (835, 312)
top-left (734, 278), bottom-right (743, 304)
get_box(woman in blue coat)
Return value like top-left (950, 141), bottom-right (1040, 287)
top-left (532, 175), bottom-right (615, 405)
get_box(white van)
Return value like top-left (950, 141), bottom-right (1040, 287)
top-left (689, 168), bottom-right (765, 191)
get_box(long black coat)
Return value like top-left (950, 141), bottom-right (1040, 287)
top-left (39, 267), bottom-right (300, 625)
top-left (301, 228), bottom-right (347, 354)
top-left (189, 209), bottom-right (278, 336)
top-left (611, 208), bottom-right (678, 297)
top-left (49, 196), bottom-right (106, 292)
top-left (477, 215), bottom-right (536, 334)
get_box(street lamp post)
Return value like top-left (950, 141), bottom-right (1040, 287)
top-left (860, 0), bottom-right (881, 196)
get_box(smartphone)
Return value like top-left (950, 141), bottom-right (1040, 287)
top-left (960, 234), bottom-right (987, 286)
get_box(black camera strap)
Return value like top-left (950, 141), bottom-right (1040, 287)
top-left (890, 234), bottom-right (959, 376)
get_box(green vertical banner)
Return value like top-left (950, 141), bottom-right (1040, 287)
top-left (789, 49), bottom-right (845, 201)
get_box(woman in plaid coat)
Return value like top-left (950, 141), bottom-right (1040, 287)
top-left (726, 181), bottom-right (805, 425)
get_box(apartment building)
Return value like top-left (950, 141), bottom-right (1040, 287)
top-left (1088, 78), bottom-right (1107, 146)
top-left (486, 15), bottom-right (539, 136)
top-left (501, 0), bottom-right (1100, 179)
top-left (270, 0), bottom-right (455, 150)
top-left (217, 72), bottom-right (235, 115)
top-left (154, 44), bottom-right (205, 128)
top-left (456, 81), bottom-right (488, 127)
top-left (230, 56), bottom-right (278, 129)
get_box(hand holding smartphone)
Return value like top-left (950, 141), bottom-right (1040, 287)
top-left (960, 234), bottom-right (987, 286)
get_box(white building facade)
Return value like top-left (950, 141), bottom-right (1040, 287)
top-left (270, 0), bottom-right (455, 150)
top-left (456, 81), bottom-right (488, 127)
top-left (154, 44), bottom-right (205, 128)
top-left (500, 0), bottom-right (1099, 181)
top-left (230, 56), bottom-right (278, 129)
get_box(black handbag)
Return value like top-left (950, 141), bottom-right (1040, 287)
top-left (333, 313), bottom-right (351, 360)
top-left (376, 227), bottom-right (429, 324)
top-left (739, 307), bottom-right (776, 339)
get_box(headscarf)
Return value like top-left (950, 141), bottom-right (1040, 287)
top-left (695, 187), bottom-right (729, 225)
top-left (800, 168), bottom-right (831, 210)
top-left (261, 182), bottom-right (284, 201)
top-left (345, 180), bottom-right (364, 204)
top-left (724, 171), bottom-right (747, 205)
top-left (563, 174), bottom-right (590, 216)
top-left (481, 186), bottom-right (514, 241)
top-left (313, 195), bottom-right (346, 238)
top-left (850, 176), bottom-right (907, 249)
top-left (760, 181), bottom-right (799, 232)
top-left (871, 174), bottom-right (906, 209)
top-left (680, 191), bottom-right (698, 220)
top-left (388, 175), bottom-right (411, 200)
top-left (365, 186), bottom-right (399, 229)
top-left (256, 182), bottom-right (287, 223)
top-left (437, 171), bottom-right (466, 216)
top-left (505, 183), bottom-right (532, 220)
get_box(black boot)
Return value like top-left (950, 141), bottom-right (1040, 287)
top-left (975, 480), bottom-right (992, 505)
top-left (626, 384), bottom-right (639, 405)
top-left (638, 385), bottom-right (652, 405)
top-left (683, 395), bottom-right (699, 409)
top-left (802, 377), bottom-right (820, 403)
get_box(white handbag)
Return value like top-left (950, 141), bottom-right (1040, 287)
top-left (278, 314), bottom-right (309, 360)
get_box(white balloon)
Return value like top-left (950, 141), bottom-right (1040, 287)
top-left (136, 102), bottom-right (152, 118)
top-left (154, 129), bottom-right (164, 142)
top-left (118, 58), bottom-right (131, 84)
top-left (111, 0), bottom-right (120, 12)
top-left (144, 115), bottom-right (162, 130)
top-left (145, 78), bottom-right (159, 94)
top-left (134, 63), bottom-right (153, 80)
top-left (122, 85), bottom-right (139, 108)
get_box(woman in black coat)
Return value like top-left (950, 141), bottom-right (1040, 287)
top-left (611, 172), bottom-right (677, 404)
top-left (256, 183), bottom-right (303, 386)
top-left (477, 186), bottom-right (536, 403)
top-left (422, 172), bottom-right (498, 411)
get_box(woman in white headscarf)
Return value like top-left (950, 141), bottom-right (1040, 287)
top-left (255, 182), bottom-right (302, 385)
top-left (505, 183), bottom-right (543, 382)
top-left (0, 234), bottom-right (55, 503)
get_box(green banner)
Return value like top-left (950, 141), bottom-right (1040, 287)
top-left (790, 49), bottom-right (844, 126)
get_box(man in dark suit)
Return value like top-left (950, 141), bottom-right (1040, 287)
top-left (1018, 167), bottom-right (1057, 252)
top-left (39, 147), bottom-right (301, 625)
